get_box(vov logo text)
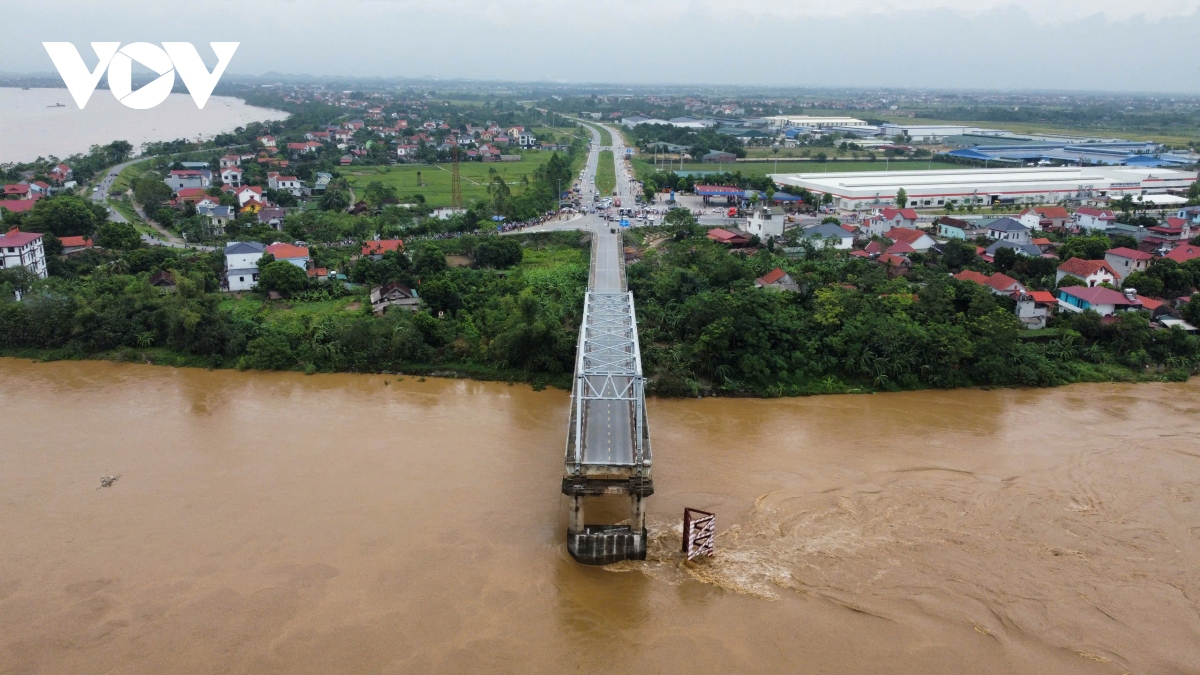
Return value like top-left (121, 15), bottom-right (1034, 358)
top-left (42, 42), bottom-right (239, 110)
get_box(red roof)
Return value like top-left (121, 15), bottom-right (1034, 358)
top-left (1137, 295), bottom-right (1164, 311)
top-left (1036, 206), bottom-right (1069, 219)
top-left (362, 239), bottom-right (404, 255)
top-left (1059, 286), bottom-right (1141, 307)
top-left (864, 240), bottom-right (884, 255)
top-left (881, 207), bottom-right (918, 221)
top-left (0, 199), bottom-right (38, 214)
top-left (878, 253), bottom-right (911, 267)
top-left (176, 187), bottom-right (208, 199)
top-left (1165, 217), bottom-right (1186, 229)
top-left (59, 236), bottom-right (93, 248)
top-left (954, 270), bottom-right (991, 285)
top-left (840, 224), bottom-right (856, 233)
top-left (3, 184), bottom-right (30, 196)
top-left (1076, 207), bottom-right (1115, 219)
top-left (0, 228), bottom-right (43, 246)
top-left (756, 267), bottom-right (788, 285)
top-left (986, 273), bottom-right (1022, 293)
top-left (266, 243), bottom-right (309, 260)
top-left (706, 228), bottom-right (748, 244)
top-left (1058, 257), bottom-right (1116, 278)
top-left (1106, 247), bottom-right (1153, 261)
top-left (1027, 291), bottom-right (1057, 304)
top-left (1032, 238), bottom-right (1052, 246)
top-left (885, 227), bottom-right (928, 245)
top-left (885, 241), bottom-right (915, 255)
top-left (850, 250), bottom-right (871, 258)
top-left (306, 267), bottom-right (329, 278)
top-left (1165, 244), bottom-right (1200, 263)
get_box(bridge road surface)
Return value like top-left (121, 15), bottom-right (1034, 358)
top-left (580, 122), bottom-right (636, 469)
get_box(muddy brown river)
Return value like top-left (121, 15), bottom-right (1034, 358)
top-left (1, 359), bottom-right (1198, 673)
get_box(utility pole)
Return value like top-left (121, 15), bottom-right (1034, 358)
top-left (450, 147), bottom-right (463, 210)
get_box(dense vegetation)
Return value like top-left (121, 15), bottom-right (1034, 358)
top-left (0, 232), bottom-right (587, 388)
top-left (626, 224), bottom-right (1200, 397)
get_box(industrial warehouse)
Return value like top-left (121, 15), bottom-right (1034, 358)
top-left (768, 166), bottom-right (1198, 211)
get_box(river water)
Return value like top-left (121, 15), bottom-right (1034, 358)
top-left (1, 358), bottom-right (1197, 674)
top-left (0, 88), bottom-right (288, 163)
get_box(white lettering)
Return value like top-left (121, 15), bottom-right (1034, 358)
top-left (41, 42), bottom-right (120, 109)
top-left (162, 43), bottom-right (239, 109)
top-left (42, 41), bottom-right (239, 110)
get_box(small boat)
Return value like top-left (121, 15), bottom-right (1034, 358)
top-left (48, 102), bottom-right (65, 108)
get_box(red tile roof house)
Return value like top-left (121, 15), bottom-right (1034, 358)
top-left (1104, 247), bottom-right (1153, 282)
top-left (265, 243), bottom-right (310, 270)
top-left (953, 270), bottom-right (1026, 296)
top-left (3, 183), bottom-right (32, 199)
top-left (1057, 286), bottom-right (1143, 316)
top-left (0, 199), bottom-right (39, 215)
top-left (1165, 243), bottom-right (1200, 264)
top-left (1056, 258), bottom-right (1117, 288)
top-left (1074, 207), bottom-right (1117, 232)
top-left (59, 235), bottom-right (95, 254)
top-left (885, 226), bottom-right (936, 253)
top-left (706, 228), bottom-right (751, 246)
top-left (1144, 217), bottom-right (1192, 249)
top-left (0, 228), bottom-right (48, 279)
top-left (362, 239), bottom-right (405, 260)
top-left (880, 207), bottom-right (919, 228)
top-left (754, 267), bottom-right (800, 292)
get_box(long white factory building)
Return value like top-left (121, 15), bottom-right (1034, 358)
top-left (769, 167), bottom-right (1197, 210)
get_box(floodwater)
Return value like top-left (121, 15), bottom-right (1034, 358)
top-left (1, 358), bottom-right (1198, 674)
top-left (0, 88), bottom-right (288, 162)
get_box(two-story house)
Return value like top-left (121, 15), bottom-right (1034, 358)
top-left (0, 228), bottom-right (47, 280)
top-left (1104, 247), bottom-right (1153, 283)
top-left (224, 241), bottom-right (265, 292)
top-left (1075, 207), bottom-right (1116, 232)
top-left (1057, 286), bottom-right (1143, 316)
top-left (1057, 257), bottom-right (1117, 287)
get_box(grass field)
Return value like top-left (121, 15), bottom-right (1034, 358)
top-left (596, 151), bottom-right (616, 195)
top-left (339, 153), bottom-right (558, 208)
top-left (579, 121), bottom-right (612, 147)
top-left (632, 158), bottom-right (966, 180)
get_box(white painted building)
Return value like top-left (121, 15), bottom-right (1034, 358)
top-left (764, 116), bottom-right (868, 130)
top-left (267, 173), bottom-right (303, 196)
top-left (745, 207), bottom-right (784, 239)
top-left (224, 241), bottom-right (265, 292)
top-left (770, 167), bottom-right (1197, 212)
top-left (0, 228), bottom-right (47, 279)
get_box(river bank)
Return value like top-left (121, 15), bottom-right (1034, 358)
top-left (0, 87), bottom-right (288, 162)
top-left (1, 357), bottom-right (1197, 673)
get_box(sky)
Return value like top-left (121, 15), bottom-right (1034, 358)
top-left (5, 0), bottom-right (1200, 92)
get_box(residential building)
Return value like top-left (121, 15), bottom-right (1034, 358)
top-left (1104, 247), bottom-right (1153, 282)
top-left (0, 228), bottom-right (47, 279)
top-left (267, 172), bottom-right (303, 196)
top-left (220, 166), bottom-right (243, 187)
top-left (59, 235), bottom-right (94, 254)
top-left (879, 207), bottom-right (919, 230)
top-left (219, 155), bottom-right (241, 169)
top-left (224, 241), bottom-right (265, 291)
top-left (197, 205), bottom-right (234, 234)
top-left (885, 227), bottom-right (936, 253)
top-left (986, 217), bottom-right (1031, 244)
top-left (258, 208), bottom-right (286, 230)
top-left (1019, 206), bottom-right (1070, 230)
top-left (164, 169), bottom-right (211, 191)
top-left (265, 242), bottom-right (310, 269)
top-left (1057, 286), bottom-right (1143, 316)
top-left (754, 267), bottom-right (800, 292)
top-left (1075, 207), bottom-right (1117, 232)
top-left (1056, 258), bottom-right (1118, 287)
top-left (707, 228), bottom-right (751, 246)
top-left (362, 239), bottom-right (405, 260)
top-left (953, 270), bottom-right (1026, 296)
top-left (984, 239), bottom-right (1044, 260)
top-left (745, 207), bottom-right (784, 239)
top-left (801, 222), bottom-right (854, 249)
top-left (1165, 243), bottom-right (1200, 264)
top-left (370, 282), bottom-right (420, 313)
top-left (48, 164), bottom-right (73, 182)
top-left (936, 216), bottom-right (986, 240)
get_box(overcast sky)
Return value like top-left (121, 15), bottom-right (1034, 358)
top-left (6, 0), bottom-right (1200, 92)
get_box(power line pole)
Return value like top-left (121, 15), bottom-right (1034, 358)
top-left (451, 146), bottom-right (463, 210)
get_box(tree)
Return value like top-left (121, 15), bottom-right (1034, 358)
top-left (320, 188), bottom-right (350, 212)
top-left (1120, 271), bottom-right (1163, 297)
top-left (412, 243), bottom-right (447, 278)
top-left (256, 260), bottom-right (308, 297)
top-left (95, 221), bottom-right (141, 250)
top-left (23, 195), bottom-right (100, 237)
top-left (133, 175), bottom-right (173, 211)
top-left (643, 180), bottom-right (657, 203)
top-left (363, 181), bottom-right (398, 208)
top-left (895, 188), bottom-right (908, 208)
top-left (1058, 236), bottom-right (1111, 261)
top-left (1187, 179), bottom-right (1200, 206)
top-left (472, 237), bottom-right (523, 269)
top-left (992, 246), bottom-right (1018, 273)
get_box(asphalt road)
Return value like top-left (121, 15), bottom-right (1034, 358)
top-left (574, 122), bottom-right (637, 468)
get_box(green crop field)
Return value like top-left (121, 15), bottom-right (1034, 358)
top-left (633, 158), bottom-right (967, 180)
top-left (339, 152), bottom-right (558, 208)
top-left (596, 151), bottom-right (616, 196)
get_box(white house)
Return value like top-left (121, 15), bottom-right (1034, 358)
top-left (220, 166), bottom-right (244, 188)
top-left (1075, 207), bottom-right (1117, 232)
top-left (219, 155), bottom-right (241, 169)
top-left (0, 228), bottom-right (47, 280)
top-left (165, 170), bottom-right (211, 191)
top-left (801, 222), bottom-right (854, 249)
top-left (198, 205), bottom-right (234, 235)
top-left (987, 217), bottom-right (1031, 244)
top-left (224, 241), bottom-right (265, 291)
top-left (879, 207), bottom-right (919, 229)
top-left (1057, 257), bottom-right (1118, 287)
top-left (267, 173), bottom-right (303, 197)
top-left (234, 186), bottom-right (264, 208)
top-left (885, 227), bottom-right (936, 253)
top-left (1057, 286), bottom-right (1143, 316)
top-left (745, 207), bottom-right (784, 239)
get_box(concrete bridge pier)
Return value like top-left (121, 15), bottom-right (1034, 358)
top-left (562, 479), bottom-right (653, 565)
